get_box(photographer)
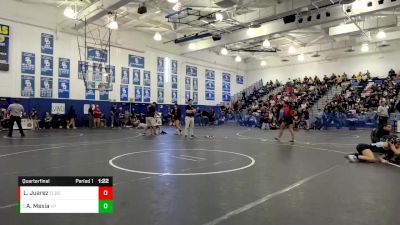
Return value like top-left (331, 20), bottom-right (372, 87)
top-left (346, 135), bottom-right (400, 163)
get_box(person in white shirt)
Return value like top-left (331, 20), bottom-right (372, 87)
top-left (7, 99), bottom-right (25, 137)
top-left (377, 101), bottom-right (389, 126)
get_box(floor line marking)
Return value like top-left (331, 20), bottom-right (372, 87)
top-left (170, 155), bottom-right (198, 161)
top-left (202, 165), bottom-right (340, 225)
top-left (387, 162), bottom-right (400, 168)
top-left (0, 203), bottom-right (18, 209)
top-left (0, 146), bottom-right (66, 158)
top-left (180, 155), bottom-right (206, 160)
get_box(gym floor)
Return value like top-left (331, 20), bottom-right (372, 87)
top-left (0, 126), bottom-right (399, 225)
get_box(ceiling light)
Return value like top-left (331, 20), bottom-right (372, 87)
top-left (246, 27), bottom-right (257, 36)
top-left (377, 30), bottom-right (386, 39)
top-left (298, 54), bottom-right (305, 61)
top-left (262, 39), bottom-right (271, 48)
top-left (154, 32), bottom-right (162, 41)
top-left (288, 46), bottom-right (296, 54)
top-left (188, 43), bottom-right (196, 50)
top-left (235, 55), bottom-right (242, 62)
top-left (172, 2), bottom-right (182, 11)
top-left (63, 6), bottom-right (76, 19)
top-left (361, 43), bottom-right (369, 52)
top-left (260, 60), bottom-right (267, 66)
top-left (215, 12), bottom-right (224, 22)
top-left (167, 0), bottom-right (179, 3)
top-left (220, 47), bottom-right (228, 55)
top-left (108, 20), bottom-right (118, 30)
top-left (353, 0), bottom-right (366, 12)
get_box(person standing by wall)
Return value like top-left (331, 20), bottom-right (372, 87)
top-left (88, 104), bottom-right (94, 128)
top-left (93, 105), bottom-right (102, 128)
top-left (7, 99), bottom-right (25, 137)
top-left (110, 104), bottom-right (118, 128)
top-left (275, 101), bottom-right (295, 142)
top-left (67, 106), bottom-right (77, 129)
top-left (30, 107), bottom-right (39, 130)
top-left (185, 99), bottom-right (196, 138)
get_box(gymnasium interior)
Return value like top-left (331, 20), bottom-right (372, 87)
top-left (0, 0), bottom-right (400, 224)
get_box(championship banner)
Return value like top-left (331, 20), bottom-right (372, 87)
top-left (193, 92), bottom-right (198, 105)
top-left (135, 86), bottom-right (142, 102)
top-left (171, 60), bottom-right (177, 75)
top-left (157, 88), bottom-right (164, 103)
top-left (185, 77), bottom-right (191, 90)
top-left (186, 65), bottom-right (197, 76)
top-left (143, 87), bottom-right (151, 103)
top-left (222, 72), bottom-right (231, 82)
top-left (99, 89), bottom-right (109, 101)
top-left (121, 67), bottom-right (129, 85)
top-left (105, 65), bottom-right (115, 83)
top-left (206, 80), bottom-right (215, 90)
top-left (0, 24), bottom-right (10, 71)
top-left (85, 81), bottom-right (95, 100)
top-left (120, 85), bottom-right (128, 102)
top-left (222, 92), bottom-right (231, 102)
top-left (185, 91), bottom-right (191, 104)
top-left (222, 82), bottom-right (231, 92)
top-left (205, 69), bottom-right (215, 80)
top-left (236, 75), bottom-right (244, 84)
top-left (58, 58), bottom-right (70, 78)
top-left (132, 69), bottom-right (140, 85)
top-left (21, 52), bottom-right (35, 75)
top-left (40, 77), bottom-right (53, 98)
top-left (92, 63), bottom-right (102, 81)
top-left (21, 75), bottom-right (35, 97)
top-left (157, 73), bottom-right (164, 88)
top-left (58, 79), bottom-right (70, 99)
top-left (128, 54), bottom-right (144, 68)
top-left (78, 61), bottom-right (88, 80)
top-left (193, 78), bottom-right (198, 91)
top-left (172, 75), bottom-right (178, 89)
top-left (172, 90), bottom-right (178, 104)
top-left (51, 103), bottom-right (65, 114)
top-left (143, 70), bottom-right (151, 86)
top-left (205, 91), bottom-right (215, 101)
top-left (157, 57), bottom-right (164, 73)
top-left (41, 55), bottom-right (53, 76)
top-left (41, 33), bottom-right (54, 55)
top-left (87, 47), bottom-right (107, 62)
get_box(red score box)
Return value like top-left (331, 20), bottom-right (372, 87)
top-left (99, 186), bottom-right (113, 200)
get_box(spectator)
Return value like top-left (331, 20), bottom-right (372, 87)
top-left (67, 106), bottom-right (77, 129)
top-left (31, 107), bottom-right (39, 130)
top-left (377, 101), bottom-right (389, 127)
top-left (110, 104), bottom-right (118, 128)
top-left (44, 112), bottom-right (52, 129)
top-left (93, 105), bottom-right (102, 128)
top-left (88, 105), bottom-right (94, 128)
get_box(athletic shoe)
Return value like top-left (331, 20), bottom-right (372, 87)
top-left (274, 137), bottom-right (280, 141)
top-left (289, 140), bottom-right (295, 143)
top-left (346, 154), bottom-right (358, 162)
top-left (191, 135), bottom-right (195, 138)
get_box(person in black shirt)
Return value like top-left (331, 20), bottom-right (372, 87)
top-left (67, 106), bottom-right (77, 129)
top-left (110, 104), bottom-right (118, 128)
top-left (145, 102), bottom-right (157, 135)
top-left (172, 103), bottom-right (182, 134)
top-left (88, 105), bottom-right (94, 128)
top-left (371, 123), bottom-right (392, 143)
top-left (185, 99), bottom-right (196, 138)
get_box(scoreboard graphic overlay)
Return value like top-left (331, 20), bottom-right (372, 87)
top-left (18, 177), bottom-right (113, 214)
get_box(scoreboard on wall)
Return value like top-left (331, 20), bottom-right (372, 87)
top-left (0, 24), bottom-right (10, 71)
top-left (18, 176), bottom-right (113, 214)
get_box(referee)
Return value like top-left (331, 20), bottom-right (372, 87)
top-left (185, 99), bottom-right (196, 138)
top-left (7, 99), bottom-right (25, 137)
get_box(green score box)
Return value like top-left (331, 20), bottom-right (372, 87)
top-left (99, 200), bottom-right (113, 214)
